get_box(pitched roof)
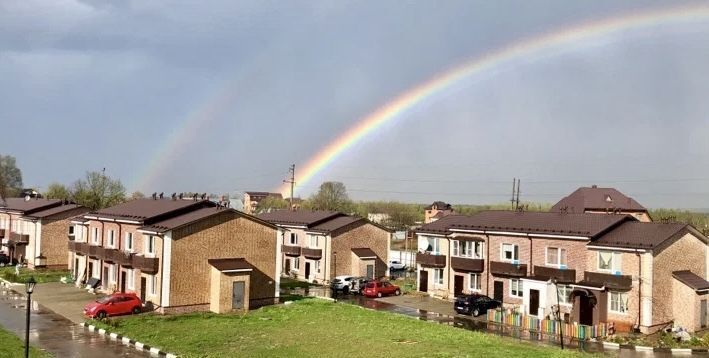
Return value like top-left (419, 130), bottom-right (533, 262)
top-left (0, 198), bottom-right (64, 214)
top-left (208, 258), bottom-right (253, 271)
top-left (591, 221), bottom-right (692, 250)
top-left (25, 204), bottom-right (87, 219)
top-left (308, 216), bottom-right (362, 233)
top-left (550, 186), bottom-right (647, 214)
top-left (245, 192), bottom-right (282, 198)
top-left (673, 270), bottom-right (709, 292)
top-left (87, 199), bottom-right (213, 222)
top-left (257, 210), bottom-right (342, 227)
top-left (138, 207), bottom-right (230, 233)
top-left (426, 201), bottom-right (452, 210)
top-left (351, 248), bottom-right (378, 258)
top-left (417, 211), bottom-right (631, 237)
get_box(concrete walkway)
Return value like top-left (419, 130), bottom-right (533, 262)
top-left (29, 282), bottom-right (107, 324)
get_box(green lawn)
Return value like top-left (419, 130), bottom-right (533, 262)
top-left (0, 267), bottom-right (70, 284)
top-left (90, 299), bottom-right (588, 358)
top-left (0, 326), bottom-right (51, 358)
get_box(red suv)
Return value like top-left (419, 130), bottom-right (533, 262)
top-left (84, 293), bottom-right (143, 319)
top-left (363, 281), bottom-right (401, 298)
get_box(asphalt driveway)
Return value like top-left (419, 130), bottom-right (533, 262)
top-left (28, 282), bottom-right (107, 324)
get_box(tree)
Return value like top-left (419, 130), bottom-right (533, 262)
top-left (130, 191), bottom-right (145, 200)
top-left (45, 183), bottom-right (71, 200)
top-left (0, 154), bottom-right (23, 202)
top-left (72, 171), bottom-right (126, 210)
top-left (309, 181), bottom-right (353, 212)
top-left (256, 196), bottom-right (290, 213)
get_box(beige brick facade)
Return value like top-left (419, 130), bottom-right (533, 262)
top-left (330, 222), bottom-right (390, 281)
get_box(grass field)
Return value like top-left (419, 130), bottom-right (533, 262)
top-left (0, 267), bottom-right (70, 284)
top-left (0, 326), bottom-right (51, 358)
top-left (90, 299), bottom-right (588, 358)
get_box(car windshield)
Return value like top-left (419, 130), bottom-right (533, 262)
top-left (333, 279), bottom-right (341, 283)
top-left (365, 282), bottom-right (375, 288)
top-left (96, 296), bottom-right (112, 304)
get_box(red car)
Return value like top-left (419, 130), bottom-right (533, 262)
top-left (363, 281), bottom-right (401, 298)
top-left (84, 293), bottom-right (143, 319)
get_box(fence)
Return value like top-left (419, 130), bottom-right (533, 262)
top-left (487, 309), bottom-right (607, 340)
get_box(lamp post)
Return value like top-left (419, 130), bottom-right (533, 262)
top-left (552, 278), bottom-right (564, 350)
top-left (24, 276), bottom-right (36, 358)
top-left (333, 252), bottom-right (337, 302)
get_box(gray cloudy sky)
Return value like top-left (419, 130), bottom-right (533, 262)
top-left (1, 0), bottom-right (709, 209)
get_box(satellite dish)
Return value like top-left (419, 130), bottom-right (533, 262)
top-left (24, 195), bottom-right (31, 202)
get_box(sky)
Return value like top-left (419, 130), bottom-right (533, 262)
top-left (1, 0), bottom-right (709, 209)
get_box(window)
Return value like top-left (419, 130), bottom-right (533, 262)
top-left (126, 269), bottom-right (135, 290)
top-left (609, 291), bottom-right (629, 313)
top-left (108, 264), bottom-right (116, 283)
top-left (149, 275), bottom-right (157, 296)
top-left (124, 233), bottom-right (133, 252)
top-left (501, 244), bottom-right (519, 262)
top-left (146, 235), bottom-right (155, 256)
top-left (107, 230), bottom-right (115, 248)
top-left (92, 260), bottom-right (100, 278)
top-left (68, 225), bottom-right (75, 236)
top-left (469, 273), bottom-right (481, 292)
top-left (598, 251), bottom-right (622, 273)
top-left (434, 269), bottom-right (444, 285)
top-left (292, 257), bottom-right (300, 270)
top-left (510, 279), bottom-right (523, 297)
top-left (426, 237), bottom-right (440, 254)
top-left (453, 240), bottom-right (484, 259)
top-left (546, 247), bottom-right (567, 267)
top-left (289, 233), bottom-right (298, 245)
top-left (308, 235), bottom-right (319, 248)
top-left (556, 284), bottom-right (572, 305)
top-left (92, 227), bottom-right (99, 244)
top-left (314, 260), bottom-right (321, 273)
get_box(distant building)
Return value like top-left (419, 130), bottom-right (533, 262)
top-left (367, 213), bottom-right (391, 225)
top-left (551, 185), bottom-right (651, 222)
top-left (424, 201), bottom-right (454, 224)
top-left (243, 192), bottom-right (283, 214)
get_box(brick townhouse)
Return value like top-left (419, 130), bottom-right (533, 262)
top-left (416, 210), bottom-right (709, 333)
top-left (68, 197), bottom-right (282, 314)
top-left (0, 198), bottom-right (88, 268)
top-left (257, 210), bottom-right (391, 284)
top-left (551, 185), bottom-right (651, 222)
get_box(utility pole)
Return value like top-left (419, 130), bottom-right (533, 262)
top-left (283, 164), bottom-right (295, 210)
top-left (510, 178), bottom-right (516, 210)
top-left (515, 178), bottom-right (521, 210)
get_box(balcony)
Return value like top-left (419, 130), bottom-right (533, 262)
top-left (282, 245), bottom-right (301, 257)
top-left (302, 247), bottom-right (322, 260)
top-left (451, 256), bottom-right (484, 272)
top-left (583, 271), bottom-right (632, 291)
top-left (118, 251), bottom-right (134, 267)
top-left (490, 261), bottom-right (528, 277)
top-left (533, 266), bottom-right (576, 283)
top-left (67, 241), bottom-right (89, 255)
top-left (9, 233), bottom-right (29, 245)
top-left (417, 252), bottom-right (446, 268)
top-left (133, 255), bottom-right (160, 274)
top-left (103, 248), bottom-right (121, 263)
top-left (88, 245), bottom-right (104, 259)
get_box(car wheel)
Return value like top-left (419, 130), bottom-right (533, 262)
top-left (97, 311), bottom-right (107, 319)
top-left (395, 289), bottom-right (401, 296)
top-left (377, 292), bottom-right (382, 298)
top-left (472, 308), bottom-right (480, 317)
top-left (343, 287), bottom-right (350, 294)
top-left (132, 306), bottom-right (141, 314)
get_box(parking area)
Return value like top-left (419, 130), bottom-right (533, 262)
top-left (377, 294), bottom-right (487, 321)
top-left (27, 282), bottom-right (106, 324)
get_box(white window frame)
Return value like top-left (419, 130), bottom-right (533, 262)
top-left (107, 230), bottom-right (115, 248)
top-left (124, 232), bottom-right (133, 252)
top-left (149, 275), bottom-right (157, 296)
top-left (427, 237), bottom-right (441, 255)
top-left (91, 227), bottom-right (100, 244)
top-left (314, 260), bottom-right (321, 273)
top-left (545, 247), bottom-right (567, 268)
top-left (597, 251), bottom-right (622, 274)
top-left (292, 257), bottom-right (300, 271)
top-left (68, 225), bottom-right (75, 236)
top-left (92, 260), bottom-right (100, 278)
top-left (501, 243), bottom-right (519, 262)
top-left (308, 235), bottom-right (319, 249)
top-left (434, 268), bottom-right (444, 286)
top-left (108, 264), bottom-right (116, 283)
top-left (126, 269), bottom-right (135, 290)
top-left (556, 284), bottom-right (572, 305)
top-left (289, 233), bottom-right (298, 245)
top-left (609, 291), bottom-right (629, 314)
top-left (469, 273), bottom-right (481, 292)
top-left (145, 235), bottom-right (156, 256)
top-left (510, 279), bottom-right (523, 298)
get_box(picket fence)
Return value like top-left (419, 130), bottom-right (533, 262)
top-left (487, 309), bottom-right (607, 340)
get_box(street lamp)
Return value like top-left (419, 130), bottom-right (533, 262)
top-left (24, 276), bottom-right (36, 358)
top-left (552, 278), bottom-right (564, 350)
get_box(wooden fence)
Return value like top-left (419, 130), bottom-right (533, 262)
top-left (487, 309), bottom-right (607, 340)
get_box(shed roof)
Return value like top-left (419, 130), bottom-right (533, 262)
top-left (351, 248), bottom-right (377, 258)
top-left (208, 258), bottom-right (253, 272)
top-left (672, 270), bottom-right (709, 292)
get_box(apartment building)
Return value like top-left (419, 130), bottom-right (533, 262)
top-left (550, 185), bottom-right (651, 222)
top-left (68, 197), bottom-right (282, 314)
top-left (424, 201), bottom-right (454, 224)
top-left (416, 210), bottom-right (709, 333)
top-left (257, 210), bottom-right (391, 283)
top-left (0, 198), bottom-right (88, 268)
top-left (242, 191), bottom-right (283, 214)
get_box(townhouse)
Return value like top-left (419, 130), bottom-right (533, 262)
top-left (0, 198), bottom-right (88, 268)
top-left (257, 210), bottom-right (391, 283)
top-left (424, 201), bottom-right (454, 224)
top-left (68, 196), bottom-right (282, 314)
top-left (551, 185), bottom-right (651, 222)
top-left (416, 210), bottom-right (709, 333)
top-left (242, 191), bottom-right (283, 214)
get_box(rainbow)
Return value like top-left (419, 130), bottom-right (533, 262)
top-left (275, 4), bottom-right (709, 196)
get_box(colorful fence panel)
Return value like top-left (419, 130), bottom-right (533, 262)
top-left (487, 309), bottom-right (607, 340)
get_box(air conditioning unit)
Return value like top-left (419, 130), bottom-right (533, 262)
top-left (560, 264), bottom-right (567, 270)
top-left (614, 271), bottom-right (621, 276)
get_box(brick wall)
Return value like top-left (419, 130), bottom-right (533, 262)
top-left (330, 222), bottom-right (389, 280)
top-left (529, 238), bottom-right (587, 282)
top-left (169, 211), bottom-right (278, 309)
top-left (38, 207), bottom-right (89, 269)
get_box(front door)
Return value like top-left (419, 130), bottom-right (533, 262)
top-left (120, 271), bottom-right (127, 293)
top-left (88, 262), bottom-right (94, 279)
top-left (366, 264), bottom-right (374, 280)
top-left (419, 270), bottom-right (428, 292)
top-left (579, 294), bottom-right (594, 325)
top-left (285, 259), bottom-right (291, 274)
top-left (140, 277), bottom-right (147, 303)
top-left (232, 281), bottom-right (245, 309)
top-left (454, 275), bottom-right (464, 297)
top-left (702, 299), bottom-right (707, 328)
top-left (305, 262), bottom-right (311, 280)
top-left (529, 289), bottom-right (540, 316)
top-left (103, 267), bottom-right (109, 288)
top-left (494, 281), bottom-right (504, 301)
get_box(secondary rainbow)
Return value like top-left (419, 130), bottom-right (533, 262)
top-left (275, 4), bottom-right (709, 195)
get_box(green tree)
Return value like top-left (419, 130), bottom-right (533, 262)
top-left (256, 196), bottom-right (290, 213)
top-left (130, 191), bottom-right (146, 200)
top-left (72, 171), bottom-right (126, 210)
top-left (45, 182), bottom-right (72, 200)
top-left (309, 181), bottom-right (353, 212)
top-left (0, 154), bottom-right (23, 202)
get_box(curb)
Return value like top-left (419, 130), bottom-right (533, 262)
top-left (600, 341), bottom-right (706, 355)
top-left (80, 322), bottom-right (178, 357)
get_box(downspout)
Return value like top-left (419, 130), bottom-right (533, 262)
top-left (447, 237), bottom-right (452, 296)
top-left (529, 235), bottom-right (533, 276)
top-left (323, 234), bottom-right (328, 283)
top-left (117, 223), bottom-right (122, 292)
top-left (636, 249), bottom-right (642, 331)
top-left (159, 234), bottom-right (165, 310)
top-left (486, 234), bottom-right (491, 295)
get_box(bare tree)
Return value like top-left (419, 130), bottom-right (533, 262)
top-left (45, 182), bottom-right (72, 200)
top-left (309, 181), bottom-right (352, 212)
top-left (0, 154), bottom-right (23, 205)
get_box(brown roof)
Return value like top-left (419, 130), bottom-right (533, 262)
top-left (245, 192), bottom-right (282, 199)
top-left (417, 211), bottom-right (631, 237)
top-left (25, 204), bottom-right (87, 219)
top-left (0, 198), bottom-right (64, 214)
top-left (551, 186), bottom-right (647, 214)
top-left (308, 216), bottom-right (362, 234)
top-left (591, 221), bottom-right (692, 250)
top-left (426, 201), bottom-right (452, 210)
top-left (673, 270), bottom-right (709, 292)
top-left (257, 210), bottom-right (342, 227)
top-left (139, 207), bottom-right (278, 234)
top-left (208, 258), bottom-right (253, 271)
top-left (351, 248), bottom-right (378, 258)
top-left (88, 199), bottom-right (214, 222)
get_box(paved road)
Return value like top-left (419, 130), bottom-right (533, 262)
top-left (0, 285), bottom-right (148, 358)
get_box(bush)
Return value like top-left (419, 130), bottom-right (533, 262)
top-left (657, 332), bottom-right (679, 348)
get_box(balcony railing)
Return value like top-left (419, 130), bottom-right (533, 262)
top-left (9, 233), bottom-right (29, 245)
top-left (119, 251), bottom-right (134, 267)
top-left (133, 255), bottom-right (159, 274)
top-left (103, 248), bottom-right (121, 263)
top-left (451, 256), bottom-right (484, 272)
top-left (88, 245), bottom-right (104, 259)
top-left (282, 244), bottom-right (302, 257)
top-left (302, 247), bottom-right (322, 260)
top-left (490, 261), bottom-right (527, 277)
top-left (583, 271), bottom-right (632, 291)
top-left (417, 252), bottom-right (446, 268)
top-left (67, 241), bottom-right (89, 255)
top-left (533, 265), bottom-right (576, 283)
